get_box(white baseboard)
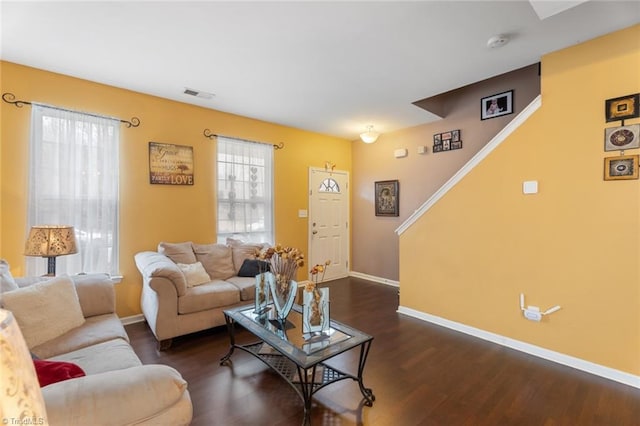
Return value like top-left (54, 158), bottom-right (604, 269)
top-left (349, 271), bottom-right (399, 287)
top-left (120, 314), bottom-right (145, 325)
top-left (397, 306), bottom-right (640, 389)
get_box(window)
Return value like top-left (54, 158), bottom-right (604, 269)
top-left (216, 137), bottom-right (273, 244)
top-left (26, 105), bottom-right (120, 275)
top-left (319, 177), bottom-right (340, 193)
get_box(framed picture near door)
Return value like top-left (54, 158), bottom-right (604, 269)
top-left (375, 180), bottom-right (399, 217)
top-left (481, 90), bottom-right (514, 120)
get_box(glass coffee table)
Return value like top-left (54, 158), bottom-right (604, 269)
top-left (221, 304), bottom-right (375, 425)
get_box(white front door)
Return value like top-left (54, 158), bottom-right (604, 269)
top-left (308, 168), bottom-right (349, 282)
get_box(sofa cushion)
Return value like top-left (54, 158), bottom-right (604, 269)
top-left (178, 280), bottom-right (241, 314)
top-left (14, 276), bottom-right (50, 290)
top-left (34, 359), bottom-right (86, 387)
top-left (158, 241), bottom-right (197, 264)
top-left (225, 276), bottom-right (258, 301)
top-left (3, 275), bottom-right (85, 349)
top-left (193, 243), bottom-right (235, 280)
top-left (41, 365), bottom-right (190, 426)
top-left (50, 338), bottom-right (142, 375)
top-left (72, 273), bottom-right (116, 317)
top-left (0, 259), bottom-right (19, 295)
top-left (238, 259), bottom-right (270, 277)
top-left (177, 262), bottom-right (211, 287)
top-left (31, 313), bottom-right (129, 359)
top-left (226, 238), bottom-right (266, 274)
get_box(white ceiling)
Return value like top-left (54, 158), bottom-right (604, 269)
top-left (1, 1), bottom-right (639, 140)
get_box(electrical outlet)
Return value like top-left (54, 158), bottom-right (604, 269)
top-left (520, 293), bottom-right (561, 322)
top-left (524, 309), bottom-right (542, 321)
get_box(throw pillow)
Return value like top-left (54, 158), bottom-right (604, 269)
top-left (238, 259), bottom-right (270, 277)
top-left (193, 243), bottom-right (236, 280)
top-left (177, 262), bottom-right (211, 287)
top-left (2, 275), bottom-right (85, 349)
top-left (34, 359), bottom-right (86, 387)
top-left (226, 238), bottom-right (268, 274)
top-left (158, 241), bottom-right (197, 264)
top-left (0, 259), bottom-right (19, 294)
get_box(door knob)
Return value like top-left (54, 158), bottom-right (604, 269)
top-left (312, 230), bottom-right (318, 235)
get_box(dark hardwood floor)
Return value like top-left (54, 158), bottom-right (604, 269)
top-left (126, 277), bottom-right (640, 425)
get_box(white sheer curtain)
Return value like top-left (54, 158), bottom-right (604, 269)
top-left (216, 137), bottom-right (273, 244)
top-left (26, 104), bottom-right (120, 276)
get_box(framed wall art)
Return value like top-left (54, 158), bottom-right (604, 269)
top-left (604, 124), bottom-right (640, 151)
top-left (149, 142), bottom-right (194, 185)
top-left (605, 93), bottom-right (640, 122)
top-left (433, 129), bottom-right (462, 153)
top-left (481, 90), bottom-right (514, 120)
top-left (375, 180), bottom-right (399, 217)
top-left (604, 155), bottom-right (639, 181)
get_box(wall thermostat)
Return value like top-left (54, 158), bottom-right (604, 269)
top-left (394, 148), bottom-right (408, 158)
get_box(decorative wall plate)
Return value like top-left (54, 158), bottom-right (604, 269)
top-left (604, 124), bottom-right (640, 151)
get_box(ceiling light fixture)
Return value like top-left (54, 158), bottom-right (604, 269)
top-left (360, 125), bottom-right (380, 144)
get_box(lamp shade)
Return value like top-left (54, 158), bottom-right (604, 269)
top-left (24, 225), bottom-right (78, 257)
top-left (360, 125), bottom-right (380, 144)
top-left (0, 309), bottom-right (48, 424)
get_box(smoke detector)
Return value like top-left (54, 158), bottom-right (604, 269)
top-left (183, 88), bottom-right (215, 99)
top-left (487, 34), bottom-right (509, 49)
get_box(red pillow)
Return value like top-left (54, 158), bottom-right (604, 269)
top-left (34, 359), bottom-right (86, 387)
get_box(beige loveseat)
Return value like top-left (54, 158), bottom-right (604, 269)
top-left (0, 266), bottom-right (192, 426)
top-left (135, 240), bottom-right (267, 349)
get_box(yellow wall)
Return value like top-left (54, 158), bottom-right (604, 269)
top-left (400, 25), bottom-right (640, 375)
top-left (0, 61), bottom-right (351, 317)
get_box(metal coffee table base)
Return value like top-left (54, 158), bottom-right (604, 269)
top-left (220, 314), bottom-right (375, 425)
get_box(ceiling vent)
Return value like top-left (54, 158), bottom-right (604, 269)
top-left (183, 88), bottom-right (215, 99)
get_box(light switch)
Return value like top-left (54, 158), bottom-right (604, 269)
top-left (523, 180), bottom-right (538, 194)
top-left (298, 209), bottom-right (308, 218)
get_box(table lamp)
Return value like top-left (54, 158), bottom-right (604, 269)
top-left (24, 225), bottom-right (78, 276)
top-left (0, 309), bottom-right (48, 424)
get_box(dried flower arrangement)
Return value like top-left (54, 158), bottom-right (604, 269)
top-left (257, 245), bottom-right (305, 308)
top-left (305, 260), bottom-right (331, 292)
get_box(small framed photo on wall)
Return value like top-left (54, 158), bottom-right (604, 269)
top-left (432, 129), bottom-right (462, 153)
top-left (605, 93), bottom-right (640, 122)
top-left (375, 180), bottom-right (399, 217)
top-left (481, 90), bottom-right (514, 120)
top-left (604, 155), bottom-right (639, 181)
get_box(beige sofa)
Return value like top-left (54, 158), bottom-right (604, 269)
top-left (0, 268), bottom-right (192, 426)
top-left (135, 240), bottom-right (267, 349)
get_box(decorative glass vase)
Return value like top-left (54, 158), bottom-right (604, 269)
top-left (303, 286), bottom-right (329, 333)
top-left (254, 273), bottom-right (271, 315)
top-left (266, 272), bottom-right (297, 323)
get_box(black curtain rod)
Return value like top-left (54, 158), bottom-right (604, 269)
top-left (2, 92), bottom-right (141, 128)
top-left (203, 128), bottom-right (284, 150)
